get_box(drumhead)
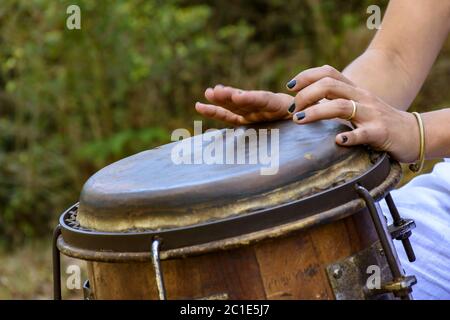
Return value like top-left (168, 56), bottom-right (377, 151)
top-left (77, 120), bottom-right (374, 232)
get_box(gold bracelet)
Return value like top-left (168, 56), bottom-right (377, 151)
top-left (409, 112), bottom-right (425, 173)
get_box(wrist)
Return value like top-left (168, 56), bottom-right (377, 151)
top-left (418, 110), bottom-right (447, 160)
top-left (395, 111), bottom-right (421, 163)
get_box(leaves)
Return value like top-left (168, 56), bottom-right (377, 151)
top-left (1, 0), bottom-right (448, 247)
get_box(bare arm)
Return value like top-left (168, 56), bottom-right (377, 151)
top-left (343, 0), bottom-right (450, 110)
top-left (285, 0), bottom-right (450, 160)
top-left (196, 0), bottom-right (450, 160)
top-left (197, 0), bottom-right (450, 124)
top-left (343, 0), bottom-right (450, 159)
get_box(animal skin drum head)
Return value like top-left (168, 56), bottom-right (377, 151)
top-left (56, 119), bottom-right (402, 257)
top-left (76, 120), bottom-right (375, 232)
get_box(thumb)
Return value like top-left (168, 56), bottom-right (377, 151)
top-left (335, 128), bottom-right (370, 147)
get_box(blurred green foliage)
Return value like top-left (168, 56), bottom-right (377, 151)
top-left (0, 0), bottom-right (448, 247)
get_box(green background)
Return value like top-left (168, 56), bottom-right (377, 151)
top-left (0, 0), bottom-right (449, 298)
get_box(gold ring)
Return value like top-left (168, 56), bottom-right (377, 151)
top-left (346, 100), bottom-right (357, 121)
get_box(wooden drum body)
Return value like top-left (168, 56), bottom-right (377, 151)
top-left (54, 120), bottom-right (417, 300)
top-left (85, 212), bottom-right (380, 300)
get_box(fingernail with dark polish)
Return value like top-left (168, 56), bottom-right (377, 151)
top-left (295, 111), bottom-right (306, 121)
top-left (288, 103), bottom-right (296, 113)
top-left (341, 135), bottom-right (348, 143)
top-left (286, 79), bottom-right (297, 89)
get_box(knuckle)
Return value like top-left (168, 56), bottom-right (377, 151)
top-left (322, 64), bottom-right (336, 74)
top-left (292, 71), bottom-right (306, 84)
top-left (301, 72), bottom-right (314, 83)
top-left (373, 108), bottom-right (384, 119)
top-left (296, 70), bottom-right (314, 85)
top-left (376, 122), bottom-right (389, 140)
top-left (261, 91), bottom-right (271, 100)
top-left (317, 77), bottom-right (337, 97)
top-left (296, 70), bottom-right (307, 79)
top-left (322, 76), bottom-right (335, 85)
top-left (320, 77), bottom-right (338, 89)
top-left (358, 128), bottom-right (370, 142)
top-left (295, 101), bottom-right (308, 111)
top-left (307, 106), bottom-right (318, 118)
top-left (360, 88), bottom-right (374, 101)
top-left (295, 94), bottom-right (311, 110)
top-left (336, 99), bottom-right (350, 113)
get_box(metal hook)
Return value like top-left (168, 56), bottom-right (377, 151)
top-left (151, 238), bottom-right (167, 300)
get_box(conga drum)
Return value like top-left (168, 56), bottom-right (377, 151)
top-left (53, 120), bottom-right (418, 300)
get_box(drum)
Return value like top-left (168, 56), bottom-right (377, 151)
top-left (53, 120), bottom-right (417, 300)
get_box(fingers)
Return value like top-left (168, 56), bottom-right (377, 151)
top-left (286, 65), bottom-right (354, 92)
top-left (205, 85), bottom-right (291, 114)
top-left (195, 102), bottom-right (249, 125)
top-left (230, 90), bottom-right (266, 109)
top-left (335, 128), bottom-right (371, 147)
top-left (231, 90), bottom-right (282, 112)
top-left (293, 99), bottom-right (373, 148)
top-left (205, 84), bottom-right (250, 114)
top-left (292, 99), bottom-right (356, 123)
top-left (205, 85), bottom-right (235, 107)
top-left (289, 78), bottom-right (367, 114)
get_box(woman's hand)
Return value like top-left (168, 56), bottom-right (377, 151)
top-left (194, 65), bottom-right (422, 163)
top-left (195, 85), bottom-right (293, 125)
top-left (286, 65), bottom-right (420, 163)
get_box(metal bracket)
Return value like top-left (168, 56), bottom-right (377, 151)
top-left (326, 241), bottom-right (393, 300)
top-left (356, 185), bottom-right (416, 300)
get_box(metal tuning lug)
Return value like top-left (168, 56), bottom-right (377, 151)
top-left (385, 193), bottom-right (416, 262)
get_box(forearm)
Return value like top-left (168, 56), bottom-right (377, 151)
top-left (421, 109), bottom-right (450, 159)
top-left (342, 48), bottom-right (416, 110)
top-left (342, 0), bottom-right (450, 112)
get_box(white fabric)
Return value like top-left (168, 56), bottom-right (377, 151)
top-left (380, 159), bottom-right (450, 300)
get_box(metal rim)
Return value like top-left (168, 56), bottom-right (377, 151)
top-left (58, 153), bottom-right (401, 261)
